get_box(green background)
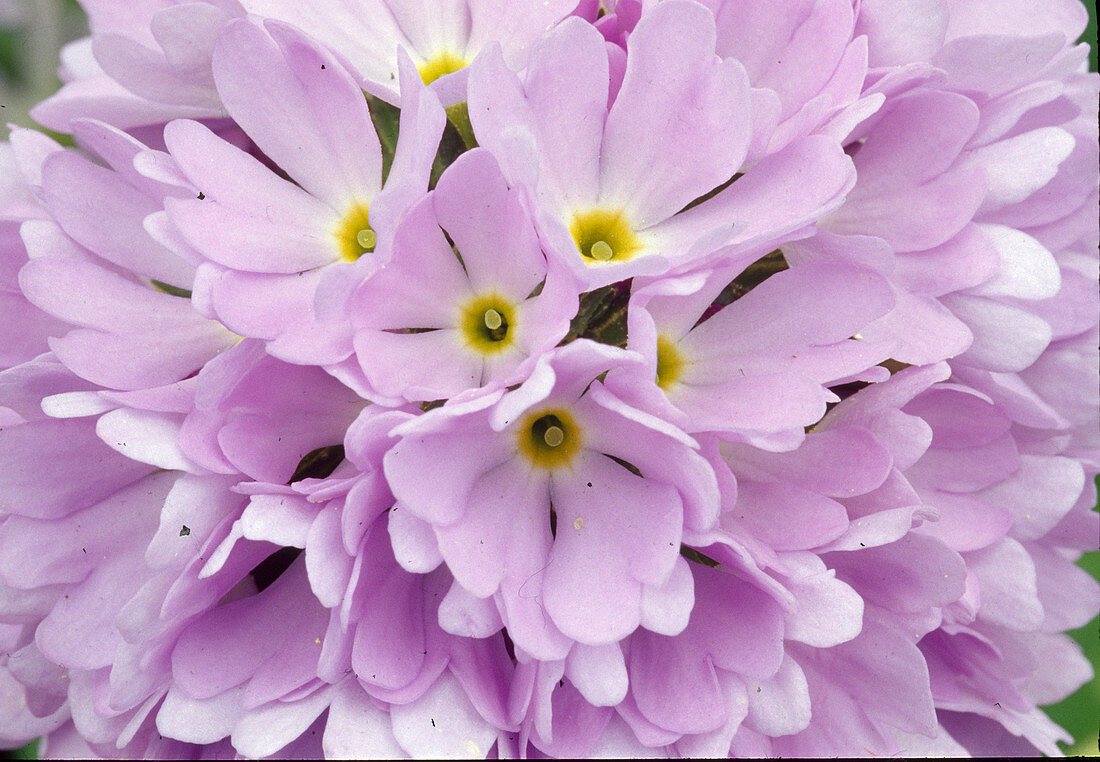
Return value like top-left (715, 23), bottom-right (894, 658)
top-left (0, 1), bottom-right (1096, 758)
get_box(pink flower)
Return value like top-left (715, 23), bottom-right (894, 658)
top-left (1, 0), bottom-right (1096, 758)
top-left (345, 148), bottom-right (577, 403)
top-left (383, 340), bottom-right (719, 655)
top-left (162, 20), bottom-right (445, 362)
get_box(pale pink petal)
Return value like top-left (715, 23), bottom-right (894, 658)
top-left (212, 20), bottom-right (381, 208)
top-left (544, 452), bottom-right (682, 644)
top-left (744, 655), bottom-right (811, 737)
top-left (601, 1), bottom-right (751, 227)
top-left (390, 671), bottom-right (497, 758)
top-left (433, 148), bottom-right (545, 299)
top-left (322, 679), bottom-right (404, 759)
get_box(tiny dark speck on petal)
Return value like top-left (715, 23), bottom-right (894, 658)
top-left (180, 525), bottom-right (191, 537)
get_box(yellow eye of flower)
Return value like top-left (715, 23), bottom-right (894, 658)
top-left (335, 202), bottom-right (375, 262)
top-left (569, 208), bottom-right (642, 264)
top-left (418, 51), bottom-right (469, 85)
top-left (655, 334), bottom-right (686, 389)
top-left (459, 293), bottom-right (516, 354)
top-left (516, 408), bottom-right (582, 469)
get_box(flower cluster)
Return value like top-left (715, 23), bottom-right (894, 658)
top-left (1, 0), bottom-right (1097, 758)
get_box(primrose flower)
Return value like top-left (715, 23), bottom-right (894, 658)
top-left (161, 19), bottom-right (445, 362)
top-left (1, 0), bottom-right (1097, 759)
top-left (237, 0), bottom-right (582, 105)
top-left (33, 0), bottom-right (581, 134)
top-left (345, 148), bottom-right (577, 403)
top-left (469, 2), bottom-right (757, 287)
top-left (622, 259), bottom-right (895, 449)
top-left (383, 340), bottom-right (720, 656)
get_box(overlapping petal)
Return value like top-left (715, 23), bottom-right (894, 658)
top-left (0, 0), bottom-right (1096, 758)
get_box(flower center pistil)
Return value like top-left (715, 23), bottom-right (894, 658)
top-left (542, 423), bottom-right (565, 447)
top-left (335, 202), bottom-right (376, 262)
top-left (569, 208), bottom-right (641, 264)
top-left (459, 293), bottom-right (516, 354)
top-left (518, 409), bottom-right (582, 469)
top-left (356, 229), bottom-right (376, 250)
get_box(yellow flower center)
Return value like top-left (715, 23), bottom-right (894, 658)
top-left (569, 208), bottom-right (642, 264)
top-left (418, 51), bottom-right (469, 85)
top-left (459, 293), bottom-right (516, 355)
top-left (516, 408), bottom-right (582, 469)
top-left (655, 334), bottom-right (686, 390)
top-left (335, 202), bottom-right (375, 262)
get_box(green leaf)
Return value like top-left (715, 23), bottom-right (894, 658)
top-left (430, 115), bottom-right (471, 189)
top-left (367, 95), bottom-right (401, 185)
top-left (150, 280), bottom-right (193, 299)
top-left (444, 101), bottom-right (477, 150)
